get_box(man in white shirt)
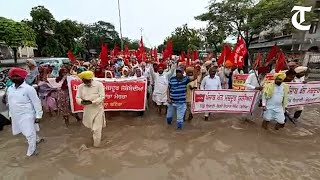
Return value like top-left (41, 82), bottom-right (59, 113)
top-left (200, 66), bottom-right (222, 121)
top-left (243, 68), bottom-right (266, 120)
top-left (290, 66), bottom-right (308, 120)
top-left (7, 67), bottom-right (43, 156)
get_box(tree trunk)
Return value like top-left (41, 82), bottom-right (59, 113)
top-left (13, 47), bottom-right (18, 64)
top-left (212, 43), bottom-right (219, 58)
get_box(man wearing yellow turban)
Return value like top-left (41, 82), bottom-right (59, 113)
top-left (76, 71), bottom-right (106, 147)
top-left (261, 72), bottom-right (289, 130)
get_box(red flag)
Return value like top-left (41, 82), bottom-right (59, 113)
top-left (150, 48), bottom-right (153, 57)
top-left (253, 53), bottom-right (261, 69)
top-left (180, 51), bottom-right (185, 62)
top-left (125, 42), bottom-right (129, 57)
top-left (100, 43), bottom-right (108, 68)
top-left (138, 36), bottom-right (146, 61)
top-left (164, 40), bottom-right (173, 60)
top-left (217, 45), bottom-right (231, 65)
top-left (265, 44), bottom-right (278, 65)
top-left (154, 47), bottom-right (158, 62)
top-left (275, 50), bottom-right (286, 73)
top-left (233, 37), bottom-right (247, 67)
top-left (187, 50), bottom-right (191, 63)
top-left (113, 43), bottom-right (119, 57)
top-left (67, 50), bottom-right (75, 63)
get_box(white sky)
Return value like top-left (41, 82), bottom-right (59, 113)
top-left (0, 0), bottom-right (218, 47)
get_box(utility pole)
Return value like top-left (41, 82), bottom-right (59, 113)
top-left (117, 0), bottom-right (123, 50)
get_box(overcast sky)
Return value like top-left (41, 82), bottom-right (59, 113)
top-left (0, 0), bottom-right (219, 47)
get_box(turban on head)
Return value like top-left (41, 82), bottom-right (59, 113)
top-left (186, 66), bottom-right (194, 74)
top-left (8, 67), bottom-right (28, 79)
top-left (274, 72), bottom-right (286, 80)
top-left (158, 63), bottom-right (166, 70)
top-left (224, 60), bottom-right (233, 68)
top-left (178, 61), bottom-right (186, 67)
top-left (204, 60), bottom-right (212, 67)
top-left (294, 66), bottom-right (308, 73)
top-left (78, 71), bottom-right (94, 80)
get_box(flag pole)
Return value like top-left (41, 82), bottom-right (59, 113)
top-left (117, 0), bottom-right (123, 51)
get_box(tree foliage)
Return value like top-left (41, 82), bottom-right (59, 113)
top-left (196, 0), bottom-right (303, 66)
top-left (160, 24), bottom-right (202, 54)
top-left (81, 21), bottom-right (121, 52)
top-left (0, 17), bottom-right (36, 62)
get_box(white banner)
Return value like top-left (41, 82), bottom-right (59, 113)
top-left (288, 82), bottom-right (320, 107)
top-left (192, 90), bottom-right (258, 114)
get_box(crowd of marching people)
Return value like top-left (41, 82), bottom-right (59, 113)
top-left (0, 54), bottom-right (309, 156)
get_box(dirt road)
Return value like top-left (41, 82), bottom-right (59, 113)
top-left (0, 106), bottom-right (320, 180)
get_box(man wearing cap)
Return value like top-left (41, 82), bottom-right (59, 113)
top-left (200, 66), bottom-right (222, 121)
top-left (7, 67), bottom-right (43, 156)
top-left (167, 67), bottom-right (191, 129)
top-left (262, 72), bottom-right (289, 130)
top-left (76, 71), bottom-right (106, 147)
top-left (290, 66), bottom-right (308, 120)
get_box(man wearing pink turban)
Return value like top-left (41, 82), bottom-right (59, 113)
top-left (7, 67), bottom-right (44, 156)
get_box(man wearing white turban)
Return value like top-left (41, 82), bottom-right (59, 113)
top-left (290, 66), bottom-right (308, 120)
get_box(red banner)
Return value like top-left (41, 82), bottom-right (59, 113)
top-left (68, 77), bottom-right (147, 113)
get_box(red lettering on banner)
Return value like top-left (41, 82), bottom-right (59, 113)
top-left (307, 88), bottom-right (320, 94)
top-left (289, 88), bottom-right (299, 94)
top-left (205, 95), bottom-right (216, 101)
top-left (299, 88), bottom-right (307, 94)
top-left (224, 95), bottom-right (237, 103)
top-left (217, 95), bottom-right (224, 100)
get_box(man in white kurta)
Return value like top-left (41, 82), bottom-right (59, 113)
top-left (76, 71), bottom-right (106, 147)
top-left (151, 63), bottom-right (176, 115)
top-left (262, 72), bottom-right (289, 130)
top-left (200, 66), bottom-right (222, 121)
top-left (7, 67), bottom-right (43, 156)
top-left (290, 66), bottom-right (308, 120)
top-left (243, 69), bottom-right (265, 120)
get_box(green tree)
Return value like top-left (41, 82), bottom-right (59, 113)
top-left (123, 37), bottom-right (140, 50)
top-left (25, 6), bottom-right (56, 56)
top-left (0, 17), bottom-right (36, 63)
top-left (196, 0), bottom-right (303, 67)
top-left (160, 24), bottom-right (202, 54)
top-left (54, 19), bottom-right (83, 51)
top-left (81, 21), bottom-right (121, 53)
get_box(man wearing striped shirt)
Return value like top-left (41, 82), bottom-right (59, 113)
top-left (167, 67), bottom-right (191, 129)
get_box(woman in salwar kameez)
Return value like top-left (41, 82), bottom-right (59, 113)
top-left (56, 68), bottom-right (81, 126)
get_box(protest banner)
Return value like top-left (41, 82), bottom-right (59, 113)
top-left (264, 73), bottom-right (274, 84)
top-left (67, 77), bottom-right (147, 113)
top-left (287, 82), bottom-right (320, 107)
top-left (232, 74), bottom-right (249, 90)
top-left (192, 90), bottom-right (258, 114)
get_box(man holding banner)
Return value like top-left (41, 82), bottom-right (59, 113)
top-left (200, 66), bottom-right (222, 121)
top-left (76, 71), bottom-right (106, 147)
top-left (262, 72), bottom-right (289, 130)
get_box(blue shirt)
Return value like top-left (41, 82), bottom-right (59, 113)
top-left (168, 76), bottom-right (190, 103)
